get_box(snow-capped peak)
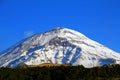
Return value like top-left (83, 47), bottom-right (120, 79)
top-left (45, 27), bottom-right (86, 38)
top-left (0, 27), bottom-right (120, 68)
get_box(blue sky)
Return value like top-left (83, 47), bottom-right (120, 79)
top-left (0, 0), bottom-right (120, 52)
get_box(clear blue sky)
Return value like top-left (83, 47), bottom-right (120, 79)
top-left (0, 0), bottom-right (120, 52)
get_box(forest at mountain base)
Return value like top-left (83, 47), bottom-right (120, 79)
top-left (0, 64), bottom-right (120, 80)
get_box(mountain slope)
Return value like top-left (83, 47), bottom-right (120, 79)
top-left (0, 27), bottom-right (120, 68)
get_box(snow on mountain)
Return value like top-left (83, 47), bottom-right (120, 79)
top-left (0, 27), bottom-right (120, 68)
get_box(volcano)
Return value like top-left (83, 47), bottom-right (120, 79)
top-left (0, 27), bottom-right (120, 68)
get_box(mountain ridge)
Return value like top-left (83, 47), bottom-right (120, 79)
top-left (0, 27), bottom-right (120, 68)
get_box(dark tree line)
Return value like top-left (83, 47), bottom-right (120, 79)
top-left (0, 65), bottom-right (120, 80)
